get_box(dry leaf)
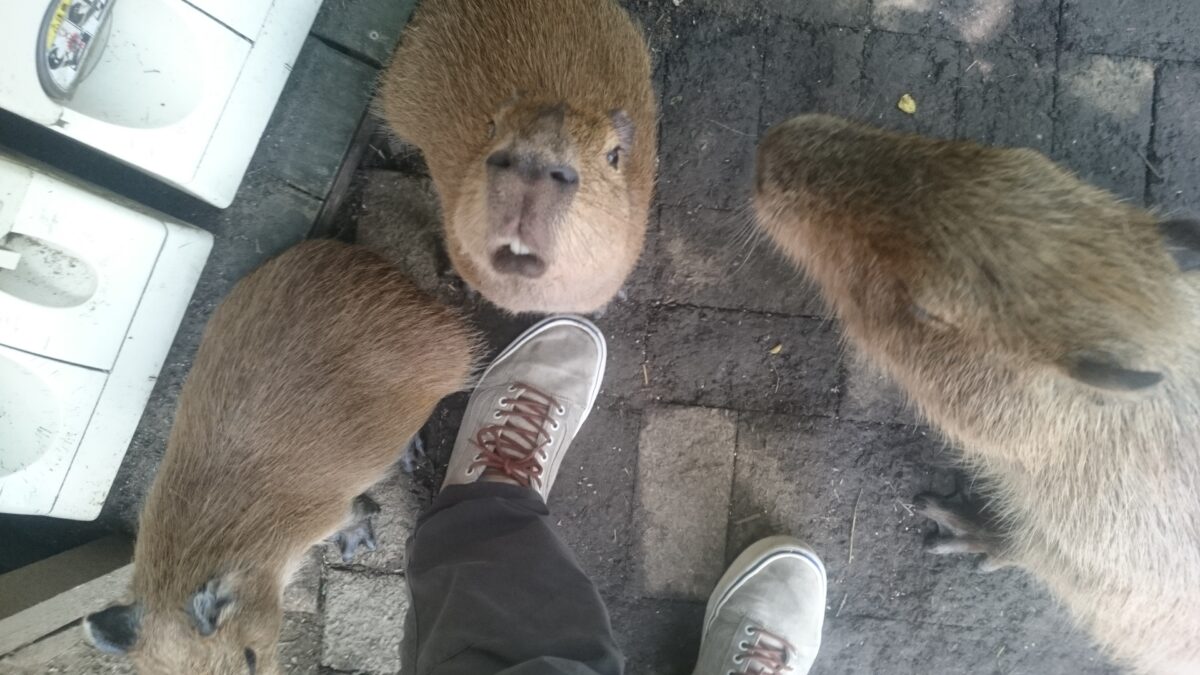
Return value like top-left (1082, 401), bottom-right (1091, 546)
top-left (769, 344), bottom-right (783, 355)
top-left (897, 94), bottom-right (917, 115)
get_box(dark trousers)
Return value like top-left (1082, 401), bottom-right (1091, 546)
top-left (405, 483), bottom-right (625, 675)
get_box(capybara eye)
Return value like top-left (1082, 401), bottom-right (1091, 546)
top-left (244, 647), bottom-right (257, 674)
top-left (607, 147), bottom-right (620, 169)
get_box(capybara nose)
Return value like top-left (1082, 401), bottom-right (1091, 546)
top-left (492, 245), bottom-right (547, 278)
top-left (487, 151), bottom-right (579, 188)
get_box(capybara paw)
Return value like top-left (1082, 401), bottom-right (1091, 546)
top-left (914, 492), bottom-right (1014, 573)
top-left (332, 495), bottom-right (381, 562)
top-left (399, 434), bottom-right (427, 474)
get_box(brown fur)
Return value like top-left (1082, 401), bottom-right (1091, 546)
top-left (754, 115), bottom-right (1200, 674)
top-left (378, 0), bottom-right (657, 314)
top-left (87, 241), bottom-right (477, 674)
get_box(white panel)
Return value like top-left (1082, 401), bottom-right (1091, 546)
top-left (0, 345), bottom-right (107, 516)
top-left (53, 219), bottom-right (212, 520)
top-left (0, 1), bottom-right (66, 125)
top-left (185, 0), bottom-right (276, 41)
top-left (0, 172), bottom-right (165, 371)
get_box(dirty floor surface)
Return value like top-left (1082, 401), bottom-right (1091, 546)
top-left (8, 0), bottom-right (1200, 673)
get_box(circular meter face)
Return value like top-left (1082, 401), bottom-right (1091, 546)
top-left (37, 0), bottom-right (116, 101)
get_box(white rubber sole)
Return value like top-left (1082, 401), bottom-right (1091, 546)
top-left (477, 314), bottom-right (608, 431)
top-left (702, 535), bottom-right (828, 636)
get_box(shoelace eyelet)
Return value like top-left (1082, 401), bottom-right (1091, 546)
top-left (555, 405), bottom-right (566, 415)
top-left (469, 383), bottom-right (561, 489)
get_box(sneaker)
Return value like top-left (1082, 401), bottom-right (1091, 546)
top-left (693, 536), bottom-right (827, 675)
top-left (442, 315), bottom-right (606, 501)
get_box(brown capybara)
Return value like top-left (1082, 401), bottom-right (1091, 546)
top-left (754, 114), bottom-right (1200, 674)
top-left (378, 0), bottom-right (657, 314)
top-left (82, 241), bottom-right (478, 674)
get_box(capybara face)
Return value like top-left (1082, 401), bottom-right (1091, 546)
top-left (754, 114), bottom-right (1196, 392)
top-left (84, 574), bottom-right (282, 675)
top-left (449, 97), bottom-right (639, 313)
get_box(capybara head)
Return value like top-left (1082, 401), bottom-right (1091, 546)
top-left (84, 570), bottom-right (281, 674)
top-left (754, 114), bottom-right (1200, 394)
top-left (450, 95), bottom-right (643, 313)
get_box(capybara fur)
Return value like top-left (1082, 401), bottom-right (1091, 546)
top-left (83, 241), bottom-right (478, 674)
top-left (378, 0), bottom-right (657, 314)
top-left (754, 114), bottom-right (1200, 674)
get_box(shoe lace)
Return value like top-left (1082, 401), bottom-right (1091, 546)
top-left (468, 383), bottom-right (564, 489)
top-left (731, 626), bottom-right (795, 675)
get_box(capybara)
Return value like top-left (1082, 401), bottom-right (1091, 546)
top-left (378, 0), bottom-right (657, 314)
top-left (754, 114), bottom-right (1200, 674)
top-left (83, 241), bottom-right (478, 674)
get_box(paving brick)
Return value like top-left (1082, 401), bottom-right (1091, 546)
top-left (692, 0), bottom-right (871, 27)
top-left (814, 613), bottom-right (1119, 675)
top-left (595, 301), bottom-right (653, 406)
top-left (861, 31), bottom-right (961, 138)
top-left (729, 415), bottom-right (952, 619)
top-left (957, 46), bottom-right (1055, 152)
top-left (759, 23), bottom-right (865, 134)
top-left (279, 612), bottom-right (322, 675)
top-left (1151, 62), bottom-right (1200, 215)
top-left (282, 548), bottom-right (323, 614)
top-left (1063, 0), bottom-right (1200, 62)
top-left (1053, 52), bottom-right (1155, 203)
top-left (620, 207), bottom-right (662, 306)
top-left (838, 357), bottom-right (916, 426)
top-left (322, 570), bottom-right (407, 674)
top-left (324, 470), bottom-right (424, 573)
top-left (726, 411), bottom-right (1102, 657)
top-left (636, 406), bottom-right (738, 600)
top-left (654, 206), bottom-right (825, 316)
top-left (659, 19), bottom-right (763, 210)
top-left (312, 0), bottom-right (417, 66)
top-left (609, 598), bottom-right (705, 675)
top-left (646, 306), bottom-right (843, 415)
top-left (356, 171), bottom-right (451, 299)
top-left (549, 405), bottom-right (641, 599)
top-left (873, 0), bottom-right (1058, 49)
top-left (260, 38), bottom-right (378, 198)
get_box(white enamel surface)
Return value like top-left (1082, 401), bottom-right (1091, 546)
top-left (184, 0), bottom-right (275, 40)
top-left (0, 0), bottom-right (322, 207)
top-left (0, 346), bottom-right (107, 514)
top-left (0, 154), bottom-right (212, 520)
top-left (0, 163), bottom-right (165, 371)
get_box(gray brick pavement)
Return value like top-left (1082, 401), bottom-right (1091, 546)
top-left (322, 570), bottom-right (408, 674)
top-left (66, 1), bottom-right (1184, 673)
top-left (636, 406), bottom-right (739, 600)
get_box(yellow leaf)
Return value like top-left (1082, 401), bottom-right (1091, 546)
top-left (897, 93), bottom-right (917, 115)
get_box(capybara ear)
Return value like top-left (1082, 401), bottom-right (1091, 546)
top-left (610, 109), bottom-right (635, 150)
top-left (1062, 351), bottom-right (1164, 392)
top-left (1158, 218), bottom-right (1200, 273)
top-left (83, 603), bottom-right (142, 654)
top-left (187, 574), bottom-right (238, 636)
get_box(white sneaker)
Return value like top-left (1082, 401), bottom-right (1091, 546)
top-left (442, 316), bottom-right (606, 501)
top-left (693, 536), bottom-right (827, 675)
